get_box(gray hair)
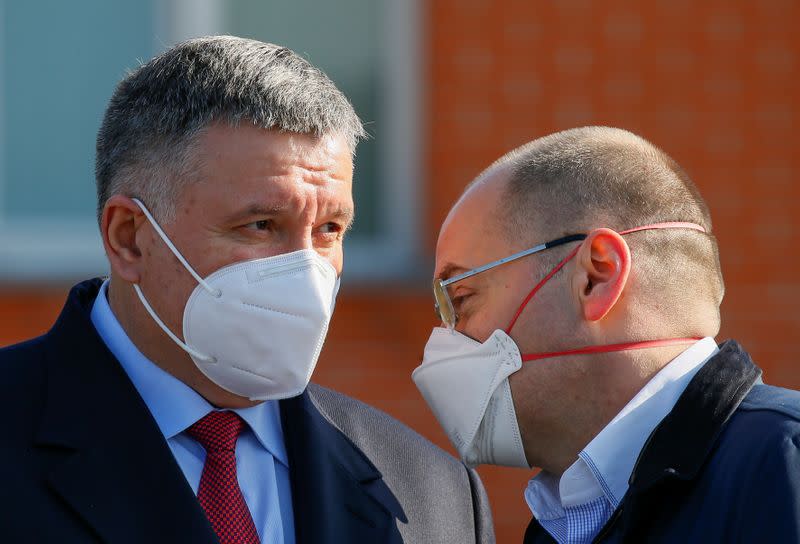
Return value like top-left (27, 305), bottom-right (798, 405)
top-left (484, 126), bottom-right (724, 328)
top-left (95, 35), bottom-right (366, 224)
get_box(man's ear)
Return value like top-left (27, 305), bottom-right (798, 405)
top-left (573, 228), bottom-right (631, 321)
top-left (101, 195), bottom-right (146, 283)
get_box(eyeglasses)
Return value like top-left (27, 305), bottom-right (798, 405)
top-left (432, 234), bottom-right (587, 329)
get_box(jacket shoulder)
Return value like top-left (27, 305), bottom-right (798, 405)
top-left (0, 333), bottom-right (47, 357)
top-left (739, 383), bottom-right (800, 421)
top-left (706, 384), bottom-right (800, 541)
top-left (719, 383), bottom-right (800, 458)
top-left (307, 383), bottom-right (463, 468)
top-left (707, 383), bottom-right (800, 487)
top-left (306, 383), bottom-right (495, 544)
top-left (0, 335), bottom-right (50, 444)
top-left (0, 335), bottom-right (48, 394)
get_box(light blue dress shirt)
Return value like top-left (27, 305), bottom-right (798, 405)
top-left (91, 280), bottom-right (295, 543)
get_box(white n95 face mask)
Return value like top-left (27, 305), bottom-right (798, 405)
top-left (131, 198), bottom-right (339, 401)
top-left (412, 327), bottom-right (530, 468)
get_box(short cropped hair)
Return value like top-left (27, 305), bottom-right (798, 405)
top-left (491, 126), bottom-right (724, 325)
top-left (95, 35), bottom-right (366, 224)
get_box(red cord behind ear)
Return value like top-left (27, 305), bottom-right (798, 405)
top-left (504, 221), bottom-right (708, 362)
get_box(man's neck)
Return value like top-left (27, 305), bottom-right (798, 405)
top-left (525, 344), bottom-right (691, 476)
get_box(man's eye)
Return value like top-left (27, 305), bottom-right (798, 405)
top-left (245, 219), bottom-right (273, 231)
top-left (452, 294), bottom-right (471, 311)
top-left (318, 222), bottom-right (342, 235)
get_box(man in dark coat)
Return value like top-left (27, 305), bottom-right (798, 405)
top-left (0, 36), bottom-right (494, 544)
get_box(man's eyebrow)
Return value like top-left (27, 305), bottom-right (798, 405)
top-left (436, 263), bottom-right (468, 282)
top-left (222, 203), bottom-right (355, 230)
top-left (223, 204), bottom-right (289, 224)
top-left (328, 207), bottom-right (356, 231)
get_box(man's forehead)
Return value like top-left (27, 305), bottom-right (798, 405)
top-left (196, 122), bottom-right (350, 166)
top-left (434, 168), bottom-right (513, 279)
top-left (180, 124), bottom-right (354, 220)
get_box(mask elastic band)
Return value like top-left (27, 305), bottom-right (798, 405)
top-left (504, 222), bottom-right (707, 335)
top-left (129, 198), bottom-right (216, 363)
top-left (520, 337), bottom-right (702, 362)
top-left (132, 283), bottom-right (216, 363)
top-left (132, 198), bottom-right (220, 297)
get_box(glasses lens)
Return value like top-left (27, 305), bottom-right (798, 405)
top-left (432, 279), bottom-right (456, 328)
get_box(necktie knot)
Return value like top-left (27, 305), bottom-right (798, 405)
top-left (187, 411), bottom-right (247, 453)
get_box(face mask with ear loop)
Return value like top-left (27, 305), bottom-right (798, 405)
top-left (131, 198), bottom-right (340, 401)
top-left (412, 222), bottom-right (707, 468)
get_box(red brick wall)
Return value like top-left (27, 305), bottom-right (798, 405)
top-left (1, 3), bottom-right (798, 542)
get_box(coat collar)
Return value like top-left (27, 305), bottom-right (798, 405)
top-left (593, 340), bottom-right (762, 542)
top-left (627, 340), bottom-right (761, 492)
top-left (34, 279), bottom-right (402, 544)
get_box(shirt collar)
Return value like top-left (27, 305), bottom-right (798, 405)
top-left (576, 337), bottom-right (719, 506)
top-left (90, 279), bottom-right (288, 467)
top-left (526, 337), bottom-right (719, 516)
top-left (234, 398), bottom-right (288, 467)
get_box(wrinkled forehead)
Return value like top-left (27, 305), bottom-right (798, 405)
top-left (175, 125), bottom-right (355, 221)
top-left (434, 167), bottom-right (516, 280)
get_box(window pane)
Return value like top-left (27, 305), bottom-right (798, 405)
top-left (1, 0), bottom-right (155, 221)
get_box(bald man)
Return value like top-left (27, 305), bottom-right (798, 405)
top-left (413, 127), bottom-right (800, 543)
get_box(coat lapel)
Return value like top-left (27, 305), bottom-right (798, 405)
top-left (34, 280), bottom-right (218, 544)
top-left (280, 391), bottom-right (404, 544)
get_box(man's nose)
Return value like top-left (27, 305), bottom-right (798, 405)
top-left (282, 227), bottom-right (314, 253)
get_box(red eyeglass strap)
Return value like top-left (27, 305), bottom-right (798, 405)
top-left (619, 222), bottom-right (707, 235)
top-left (504, 245), bottom-right (580, 334)
top-left (504, 222), bottom-right (707, 336)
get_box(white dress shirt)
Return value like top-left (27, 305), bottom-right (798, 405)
top-left (524, 337), bottom-right (720, 543)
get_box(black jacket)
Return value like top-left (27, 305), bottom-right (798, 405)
top-left (524, 341), bottom-right (800, 543)
top-left (0, 279), bottom-right (494, 543)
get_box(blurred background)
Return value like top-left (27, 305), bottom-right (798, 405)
top-left (0, 0), bottom-right (797, 541)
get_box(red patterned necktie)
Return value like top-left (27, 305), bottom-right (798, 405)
top-left (187, 411), bottom-right (260, 544)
